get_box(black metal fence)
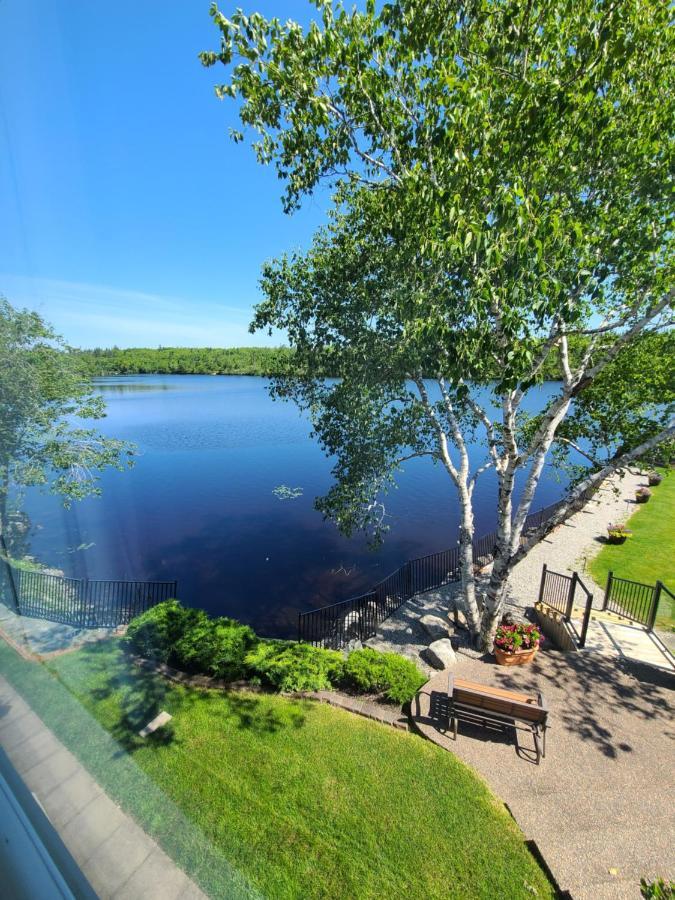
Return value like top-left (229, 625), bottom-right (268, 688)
top-left (603, 572), bottom-right (656, 627)
top-left (537, 565), bottom-right (594, 648)
top-left (603, 571), bottom-right (673, 632)
top-left (299, 494), bottom-right (577, 648)
top-left (537, 564), bottom-right (575, 619)
top-left (0, 560), bottom-right (177, 629)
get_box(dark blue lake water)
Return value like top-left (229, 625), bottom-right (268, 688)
top-left (23, 375), bottom-right (566, 637)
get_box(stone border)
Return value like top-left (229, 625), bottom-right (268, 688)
top-left (133, 656), bottom-right (410, 731)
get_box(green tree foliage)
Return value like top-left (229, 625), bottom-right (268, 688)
top-left (553, 331), bottom-right (675, 475)
top-left (74, 346), bottom-right (295, 376)
top-left (202, 1), bottom-right (674, 648)
top-left (0, 299), bottom-right (134, 542)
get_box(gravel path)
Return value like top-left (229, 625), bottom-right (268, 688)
top-left (412, 651), bottom-right (675, 898)
top-left (504, 468), bottom-right (645, 609)
top-left (367, 469), bottom-right (647, 670)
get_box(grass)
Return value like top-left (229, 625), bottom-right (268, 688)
top-left (589, 472), bottom-right (675, 630)
top-left (0, 637), bottom-right (554, 899)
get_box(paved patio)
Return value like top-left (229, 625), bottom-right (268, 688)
top-left (0, 601), bottom-right (117, 657)
top-left (411, 650), bottom-right (675, 899)
top-left (571, 610), bottom-right (675, 672)
top-left (0, 674), bottom-right (209, 899)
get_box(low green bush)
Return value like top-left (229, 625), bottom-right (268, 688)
top-left (125, 599), bottom-right (203, 663)
top-left (126, 602), bottom-right (426, 704)
top-left (174, 616), bottom-right (257, 681)
top-left (344, 648), bottom-right (426, 704)
top-left (246, 640), bottom-right (345, 692)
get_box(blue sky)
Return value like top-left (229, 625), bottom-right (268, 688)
top-left (0, 1), bottom-right (327, 348)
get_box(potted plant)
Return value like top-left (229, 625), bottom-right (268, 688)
top-left (493, 622), bottom-right (542, 666)
top-left (647, 471), bottom-right (663, 486)
top-left (607, 523), bottom-right (632, 545)
top-left (635, 487), bottom-right (652, 504)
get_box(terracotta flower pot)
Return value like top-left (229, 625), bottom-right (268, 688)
top-left (494, 645), bottom-right (538, 666)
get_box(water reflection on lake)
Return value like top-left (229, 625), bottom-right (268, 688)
top-left (23, 375), bottom-right (567, 637)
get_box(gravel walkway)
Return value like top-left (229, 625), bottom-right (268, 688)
top-left (411, 651), bottom-right (675, 899)
top-left (503, 469), bottom-right (645, 609)
top-left (367, 469), bottom-right (647, 670)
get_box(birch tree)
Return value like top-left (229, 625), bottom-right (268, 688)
top-left (202, 0), bottom-right (674, 647)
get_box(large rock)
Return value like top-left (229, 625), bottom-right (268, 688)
top-left (453, 607), bottom-right (470, 631)
top-left (425, 638), bottom-right (457, 670)
top-left (419, 614), bottom-right (450, 641)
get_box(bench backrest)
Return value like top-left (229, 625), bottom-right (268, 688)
top-left (450, 676), bottom-right (547, 724)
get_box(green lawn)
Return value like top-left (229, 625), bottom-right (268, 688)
top-left (0, 638), bottom-right (554, 899)
top-left (589, 472), bottom-right (675, 630)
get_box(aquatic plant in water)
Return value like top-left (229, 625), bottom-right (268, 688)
top-left (272, 484), bottom-right (303, 501)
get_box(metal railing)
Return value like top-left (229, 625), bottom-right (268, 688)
top-left (0, 560), bottom-right (177, 629)
top-left (537, 564), bottom-right (576, 619)
top-left (603, 571), bottom-right (673, 632)
top-left (299, 493), bottom-right (579, 648)
top-left (537, 565), bottom-right (594, 648)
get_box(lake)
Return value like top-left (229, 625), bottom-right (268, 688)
top-left (23, 375), bottom-right (567, 637)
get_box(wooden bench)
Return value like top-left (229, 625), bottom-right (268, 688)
top-left (448, 675), bottom-right (549, 764)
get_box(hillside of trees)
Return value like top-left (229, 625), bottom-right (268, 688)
top-left (73, 346), bottom-right (295, 376)
top-left (72, 333), bottom-right (671, 381)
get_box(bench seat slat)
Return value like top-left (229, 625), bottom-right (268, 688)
top-left (450, 678), bottom-right (547, 724)
top-left (453, 677), bottom-right (537, 705)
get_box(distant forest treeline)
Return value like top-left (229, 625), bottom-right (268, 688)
top-left (74, 346), bottom-right (295, 376)
top-left (73, 333), bottom-right (670, 380)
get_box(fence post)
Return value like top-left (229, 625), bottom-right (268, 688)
top-left (565, 572), bottom-right (577, 620)
top-left (579, 591), bottom-right (594, 648)
top-left (537, 564), bottom-right (547, 606)
top-left (80, 579), bottom-right (89, 629)
top-left (0, 533), bottom-right (21, 615)
top-left (647, 582), bottom-right (662, 633)
top-left (603, 571), bottom-right (613, 612)
top-left (404, 561), bottom-right (413, 599)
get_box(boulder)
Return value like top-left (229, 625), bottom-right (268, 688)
top-left (419, 614), bottom-right (450, 641)
top-left (425, 638), bottom-right (457, 670)
top-left (453, 607), bottom-right (470, 631)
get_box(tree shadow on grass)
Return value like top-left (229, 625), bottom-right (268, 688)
top-left (49, 640), bottom-right (307, 753)
top-left (221, 691), bottom-right (307, 735)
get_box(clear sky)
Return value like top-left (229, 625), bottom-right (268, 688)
top-left (0, 1), bottom-right (327, 348)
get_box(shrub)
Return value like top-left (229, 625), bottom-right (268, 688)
top-left (343, 648), bottom-right (426, 704)
top-left (125, 599), bottom-right (204, 663)
top-left (641, 878), bottom-right (674, 899)
top-left (635, 486), bottom-right (652, 503)
top-left (174, 616), bottom-right (258, 681)
top-left (494, 622), bottom-right (541, 653)
top-left (246, 641), bottom-right (345, 692)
